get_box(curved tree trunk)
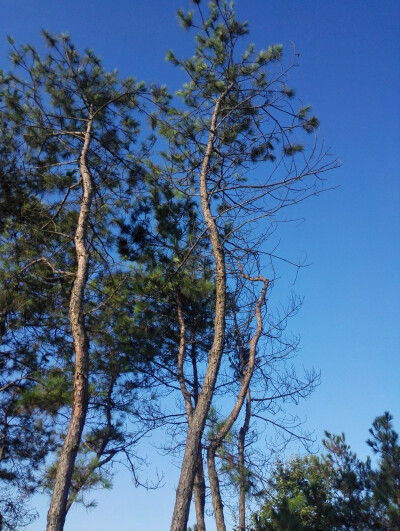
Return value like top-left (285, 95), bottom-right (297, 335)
top-left (170, 93), bottom-right (228, 531)
top-left (47, 113), bottom-right (94, 531)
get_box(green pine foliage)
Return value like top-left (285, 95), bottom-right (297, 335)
top-left (252, 412), bottom-right (400, 531)
top-left (159, 0), bottom-right (335, 278)
top-left (0, 2), bottom-right (339, 529)
top-left (367, 412), bottom-right (400, 529)
top-left (0, 32), bottom-right (169, 523)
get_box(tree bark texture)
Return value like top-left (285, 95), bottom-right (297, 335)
top-left (176, 301), bottom-right (206, 530)
top-left (46, 113), bottom-right (94, 531)
top-left (170, 94), bottom-right (228, 531)
top-left (207, 445), bottom-right (226, 531)
top-left (193, 450), bottom-right (207, 531)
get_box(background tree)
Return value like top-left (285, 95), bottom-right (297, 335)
top-left (252, 412), bottom-right (399, 531)
top-left (367, 412), bottom-right (400, 530)
top-left (322, 432), bottom-right (373, 530)
top-left (252, 454), bottom-right (336, 530)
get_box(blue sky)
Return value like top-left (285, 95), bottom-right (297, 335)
top-left (2, 1), bottom-right (399, 529)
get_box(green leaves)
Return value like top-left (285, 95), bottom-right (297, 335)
top-left (297, 106), bottom-right (320, 133)
top-left (19, 368), bottom-right (72, 414)
top-left (281, 86), bottom-right (295, 98)
top-left (298, 105), bottom-right (311, 119)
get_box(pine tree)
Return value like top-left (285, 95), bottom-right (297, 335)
top-left (367, 412), bottom-right (400, 529)
top-left (156, 2), bottom-right (337, 529)
top-left (0, 33), bottom-right (166, 530)
top-left (323, 432), bottom-right (373, 529)
top-left (118, 169), bottom-right (217, 531)
top-left (252, 455), bottom-right (337, 530)
top-left (252, 413), bottom-right (400, 530)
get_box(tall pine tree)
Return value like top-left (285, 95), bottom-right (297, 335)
top-left (0, 33), bottom-right (167, 530)
top-left (155, 2), bottom-right (338, 529)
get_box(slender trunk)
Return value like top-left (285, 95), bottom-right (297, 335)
top-left (170, 92), bottom-right (229, 531)
top-left (0, 392), bottom-right (14, 462)
top-left (191, 343), bottom-right (206, 531)
top-left (177, 299), bottom-right (206, 529)
top-left (0, 307), bottom-right (7, 345)
top-left (46, 112), bottom-right (94, 531)
top-left (207, 445), bottom-right (226, 531)
top-left (193, 449), bottom-right (206, 531)
top-left (238, 389), bottom-right (251, 531)
top-left (65, 370), bottom-right (117, 513)
top-left (207, 276), bottom-right (268, 531)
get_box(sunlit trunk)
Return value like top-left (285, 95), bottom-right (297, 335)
top-left (47, 112), bottom-right (94, 531)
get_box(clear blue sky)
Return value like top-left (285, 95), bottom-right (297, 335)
top-left (2, 1), bottom-right (399, 529)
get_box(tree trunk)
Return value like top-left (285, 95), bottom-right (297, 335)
top-left (191, 340), bottom-right (206, 531)
top-left (238, 389), bottom-right (251, 531)
top-left (46, 113), bottom-right (94, 531)
top-left (176, 305), bottom-right (206, 531)
top-left (207, 276), bottom-right (267, 531)
top-left (193, 450), bottom-right (206, 531)
top-left (207, 445), bottom-right (226, 531)
top-left (0, 307), bottom-right (7, 345)
top-left (170, 94), bottom-right (228, 531)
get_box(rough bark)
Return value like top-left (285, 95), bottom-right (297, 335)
top-left (207, 445), bottom-right (226, 531)
top-left (176, 300), bottom-right (206, 530)
top-left (170, 93), bottom-right (229, 531)
top-left (193, 450), bottom-right (207, 531)
top-left (46, 112), bottom-right (94, 531)
top-left (191, 343), bottom-right (207, 531)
